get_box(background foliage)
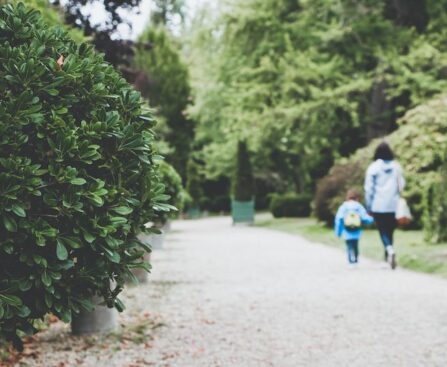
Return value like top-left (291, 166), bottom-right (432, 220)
top-left (270, 193), bottom-right (312, 218)
top-left (187, 0), bottom-right (447, 209)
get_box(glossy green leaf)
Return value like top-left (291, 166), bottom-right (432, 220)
top-left (0, 294), bottom-right (22, 307)
top-left (112, 206), bottom-right (133, 215)
top-left (101, 246), bottom-right (121, 263)
top-left (56, 240), bottom-right (68, 260)
top-left (82, 231), bottom-right (95, 243)
top-left (61, 236), bottom-right (81, 249)
top-left (3, 214), bottom-right (18, 232)
top-left (11, 204), bottom-right (26, 217)
top-left (18, 279), bottom-right (33, 291)
top-left (70, 178), bottom-right (86, 185)
top-left (17, 305), bottom-right (31, 318)
top-left (41, 272), bottom-right (52, 287)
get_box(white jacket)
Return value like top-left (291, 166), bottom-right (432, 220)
top-left (364, 159), bottom-right (405, 213)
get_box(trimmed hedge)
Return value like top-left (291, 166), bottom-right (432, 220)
top-left (270, 193), bottom-right (312, 218)
top-left (0, 3), bottom-right (169, 347)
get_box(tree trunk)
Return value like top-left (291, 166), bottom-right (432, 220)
top-left (385, 0), bottom-right (429, 32)
top-left (367, 80), bottom-right (394, 141)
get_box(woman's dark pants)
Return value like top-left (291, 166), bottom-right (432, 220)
top-left (373, 213), bottom-right (396, 250)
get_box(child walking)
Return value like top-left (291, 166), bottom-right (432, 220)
top-left (335, 189), bottom-right (374, 265)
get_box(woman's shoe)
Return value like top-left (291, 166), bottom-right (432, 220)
top-left (390, 253), bottom-right (397, 270)
top-left (386, 246), bottom-right (397, 270)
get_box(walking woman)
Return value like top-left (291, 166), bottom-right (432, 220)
top-left (364, 142), bottom-right (405, 269)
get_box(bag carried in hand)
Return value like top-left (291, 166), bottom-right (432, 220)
top-left (396, 198), bottom-right (412, 227)
top-left (344, 211), bottom-right (362, 231)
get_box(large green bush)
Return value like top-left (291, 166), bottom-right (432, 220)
top-left (315, 96), bottom-right (447, 232)
top-left (270, 193), bottom-right (312, 218)
top-left (0, 3), bottom-right (168, 347)
top-left (232, 141), bottom-right (255, 202)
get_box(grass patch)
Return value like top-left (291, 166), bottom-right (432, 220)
top-left (256, 216), bottom-right (447, 277)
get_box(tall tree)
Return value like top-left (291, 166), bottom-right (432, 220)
top-left (232, 141), bottom-right (254, 202)
top-left (135, 26), bottom-right (194, 179)
top-left (385, 0), bottom-right (429, 32)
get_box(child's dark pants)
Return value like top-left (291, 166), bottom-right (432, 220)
top-left (346, 239), bottom-right (359, 264)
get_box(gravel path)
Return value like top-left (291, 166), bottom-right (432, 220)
top-left (17, 216), bottom-right (447, 366)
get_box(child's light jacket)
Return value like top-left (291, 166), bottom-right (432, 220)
top-left (335, 200), bottom-right (374, 240)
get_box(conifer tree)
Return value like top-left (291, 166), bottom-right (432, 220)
top-left (232, 141), bottom-right (254, 202)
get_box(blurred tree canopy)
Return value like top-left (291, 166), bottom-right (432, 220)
top-left (54, 0), bottom-right (140, 32)
top-left (53, 0), bottom-right (184, 66)
top-left (135, 25), bottom-right (194, 179)
top-left (13, 0), bottom-right (447, 213)
top-left (187, 0), bottom-right (447, 197)
top-left (151, 0), bottom-right (185, 26)
top-left (51, 0), bottom-right (142, 65)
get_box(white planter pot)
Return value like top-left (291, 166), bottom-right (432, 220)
top-left (71, 295), bottom-right (117, 335)
top-left (138, 231), bottom-right (165, 250)
top-left (130, 252), bottom-right (151, 284)
top-left (162, 220), bottom-right (171, 232)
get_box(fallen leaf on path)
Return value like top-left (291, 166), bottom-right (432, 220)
top-left (47, 314), bottom-right (60, 324)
